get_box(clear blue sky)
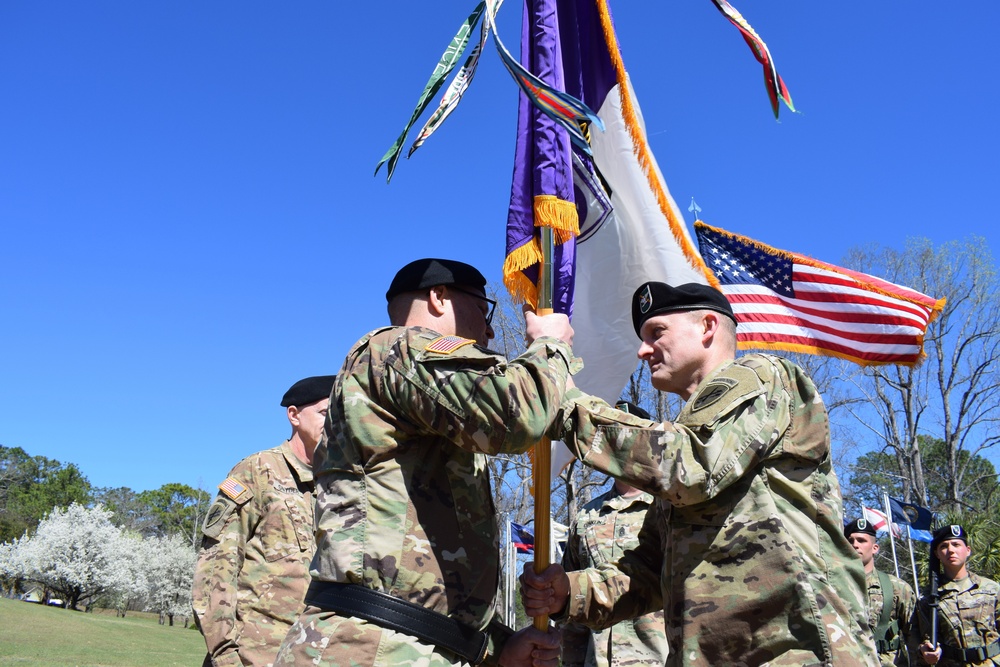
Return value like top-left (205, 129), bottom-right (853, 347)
top-left (2, 2), bottom-right (998, 494)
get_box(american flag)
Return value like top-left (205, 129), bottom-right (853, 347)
top-left (695, 222), bottom-right (945, 366)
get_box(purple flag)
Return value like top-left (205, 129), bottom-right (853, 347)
top-left (504, 0), bottom-right (713, 407)
top-left (503, 0), bottom-right (579, 313)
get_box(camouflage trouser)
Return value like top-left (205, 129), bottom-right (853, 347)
top-left (274, 605), bottom-right (472, 667)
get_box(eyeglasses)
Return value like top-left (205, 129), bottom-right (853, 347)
top-left (449, 286), bottom-right (497, 326)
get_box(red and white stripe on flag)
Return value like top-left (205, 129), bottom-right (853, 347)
top-left (695, 222), bottom-right (946, 366)
top-left (862, 507), bottom-right (888, 532)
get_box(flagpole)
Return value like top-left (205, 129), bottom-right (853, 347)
top-left (906, 524), bottom-right (921, 593)
top-left (533, 225), bottom-right (554, 631)
top-left (882, 491), bottom-right (901, 578)
top-left (508, 519), bottom-right (516, 627)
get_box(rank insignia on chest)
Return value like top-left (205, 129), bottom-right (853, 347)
top-left (425, 335), bottom-right (474, 355)
top-left (219, 477), bottom-right (250, 502)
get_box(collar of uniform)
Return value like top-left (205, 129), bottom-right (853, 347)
top-left (279, 440), bottom-right (314, 484)
top-left (941, 574), bottom-right (975, 594)
top-left (696, 358), bottom-right (740, 389)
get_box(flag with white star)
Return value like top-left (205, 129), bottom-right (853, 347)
top-left (695, 222), bottom-right (946, 366)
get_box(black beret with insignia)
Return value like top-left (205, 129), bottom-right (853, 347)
top-left (932, 524), bottom-right (968, 550)
top-left (386, 258), bottom-right (488, 302)
top-left (632, 281), bottom-right (737, 337)
top-left (280, 375), bottom-right (336, 408)
top-left (844, 518), bottom-right (878, 538)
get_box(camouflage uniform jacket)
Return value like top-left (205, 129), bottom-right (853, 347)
top-left (909, 573), bottom-right (1000, 667)
top-left (866, 568), bottom-right (915, 666)
top-left (192, 441), bottom-right (314, 667)
top-left (298, 326), bottom-right (576, 666)
top-left (560, 486), bottom-right (668, 667)
top-left (551, 353), bottom-right (878, 666)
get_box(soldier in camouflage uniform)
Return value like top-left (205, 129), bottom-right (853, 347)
top-left (844, 517), bottom-right (915, 666)
top-left (275, 258), bottom-right (568, 667)
top-left (192, 375), bottom-right (335, 667)
top-left (523, 281), bottom-right (877, 666)
top-left (560, 401), bottom-right (667, 667)
top-left (910, 524), bottom-right (1000, 666)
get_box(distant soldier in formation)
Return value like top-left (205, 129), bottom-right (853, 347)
top-left (522, 281), bottom-right (878, 666)
top-left (275, 258), bottom-right (570, 666)
top-left (844, 517), bottom-right (915, 666)
top-left (910, 524), bottom-right (1000, 666)
top-left (559, 402), bottom-right (667, 667)
top-left (192, 375), bottom-right (335, 667)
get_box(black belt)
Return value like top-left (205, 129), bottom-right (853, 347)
top-left (941, 640), bottom-right (1000, 663)
top-left (305, 581), bottom-right (489, 665)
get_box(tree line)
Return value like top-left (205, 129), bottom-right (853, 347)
top-left (0, 444), bottom-right (210, 623)
top-left (0, 444), bottom-right (211, 545)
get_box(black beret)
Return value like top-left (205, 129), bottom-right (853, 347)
top-left (632, 281), bottom-right (736, 337)
top-left (614, 401), bottom-right (651, 420)
top-left (932, 524), bottom-right (968, 550)
top-left (844, 518), bottom-right (878, 538)
top-left (280, 375), bottom-right (336, 408)
top-left (385, 258), bottom-right (488, 302)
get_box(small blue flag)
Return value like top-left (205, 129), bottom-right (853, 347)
top-left (888, 496), bottom-right (934, 531)
top-left (510, 521), bottom-right (534, 554)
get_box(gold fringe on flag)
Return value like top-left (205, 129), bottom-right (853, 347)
top-left (503, 239), bottom-right (543, 308)
top-left (595, 0), bottom-right (720, 290)
top-left (503, 194), bottom-right (579, 309)
top-left (533, 194), bottom-right (579, 244)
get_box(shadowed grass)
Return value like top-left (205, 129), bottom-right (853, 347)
top-left (0, 597), bottom-right (205, 667)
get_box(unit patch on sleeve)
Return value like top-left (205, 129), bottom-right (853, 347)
top-left (425, 335), bottom-right (475, 355)
top-left (685, 365), bottom-right (764, 427)
top-left (692, 377), bottom-right (739, 413)
top-left (202, 497), bottom-right (237, 539)
top-left (219, 477), bottom-right (251, 503)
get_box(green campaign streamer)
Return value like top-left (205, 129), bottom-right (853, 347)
top-left (375, 2), bottom-right (485, 182)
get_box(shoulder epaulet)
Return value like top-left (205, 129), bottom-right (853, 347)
top-left (425, 335), bottom-right (475, 355)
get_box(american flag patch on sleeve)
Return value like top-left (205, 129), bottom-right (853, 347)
top-left (425, 335), bottom-right (474, 355)
top-left (219, 477), bottom-right (249, 501)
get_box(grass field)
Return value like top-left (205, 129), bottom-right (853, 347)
top-left (0, 597), bottom-right (205, 667)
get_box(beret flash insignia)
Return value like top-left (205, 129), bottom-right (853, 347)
top-left (639, 284), bottom-right (653, 314)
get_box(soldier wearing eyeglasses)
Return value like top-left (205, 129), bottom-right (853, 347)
top-left (276, 258), bottom-right (574, 667)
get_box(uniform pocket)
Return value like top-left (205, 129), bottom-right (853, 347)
top-left (260, 498), bottom-right (309, 562)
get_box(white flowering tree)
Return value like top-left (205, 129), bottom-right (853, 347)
top-left (105, 531), bottom-right (150, 616)
top-left (5, 503), bottom-right (135, 609)
top-left (143, 533), bottom-right (195, 625)
top-left (0, 537), bottom-right (28, 597)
